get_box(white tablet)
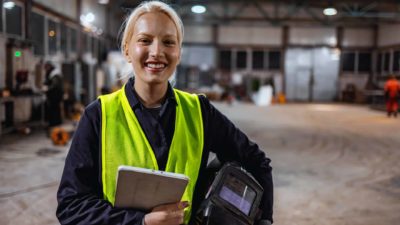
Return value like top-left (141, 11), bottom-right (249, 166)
top-left (114, 165), bottom-right (189, 210)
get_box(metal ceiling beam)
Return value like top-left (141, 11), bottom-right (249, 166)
top-left (230, 0), bottom-right (250, 19)
top-left (115, 0), bottom-right (400, 26)
top-left (303, 0), bottom-right (330, 25)
top-left (252, 1), bottom-right (271, 20)
top-left (282, 1), bottom-right (303, 20)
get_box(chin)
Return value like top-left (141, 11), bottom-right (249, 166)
top-left (144, 77), bottom-right (169, 85)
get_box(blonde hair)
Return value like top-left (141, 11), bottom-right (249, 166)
top-left (120, 1), bottom-right (184, 56)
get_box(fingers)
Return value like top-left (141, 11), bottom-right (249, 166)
top-left (153, 201), bottom-right (189, 212)
top-left (168, 210), bottom-right (185, 224)
top-left (147, 201), bottom-right (188, 225)
top-left (177, 201), bottom-right (190, 210)
top-left (145, 208), bottom-right (184, 225)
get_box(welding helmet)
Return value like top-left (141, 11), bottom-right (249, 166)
top-left (193, 162), bottom-right (263, 225)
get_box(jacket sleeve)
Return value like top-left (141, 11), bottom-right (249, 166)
top-left (199, 96), bottom-right (274, 223)
top-left (56, 100), bottom-right (146, 225)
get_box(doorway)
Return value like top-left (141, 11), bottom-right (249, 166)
top-left (285, 47), bottom-right (340, 102)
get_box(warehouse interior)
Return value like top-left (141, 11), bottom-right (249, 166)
top-left (0, 0), bottom-right (400, 224)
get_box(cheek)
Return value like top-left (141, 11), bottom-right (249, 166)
top-left (129, 45), bottom-right (146, 62)
top-left (168, 50), bottom-right (181, 64)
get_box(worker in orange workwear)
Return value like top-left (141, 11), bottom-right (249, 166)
top-left (384, 74), bottom-right (400, 117)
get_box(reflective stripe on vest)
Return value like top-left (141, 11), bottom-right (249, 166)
top-left (99, 86), bottom-right (204, 223)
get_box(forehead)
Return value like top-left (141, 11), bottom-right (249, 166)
top-left (133, 12), bottom-right (178, 37)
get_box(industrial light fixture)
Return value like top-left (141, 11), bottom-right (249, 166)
top-left (80, 12), bottom-right (95, 24)
top-left (323, 7), bottom-right (337, 16)
top-left (191, 5), bottom-right (206, 14)
top-left (48, 30), bottom-right (56, 37)
top-left (80, 12), bottom-right (102, 35)
top-left (85, 13), bottom-right (95, 23)
top-left (3, 1), bottom-right (15, 9)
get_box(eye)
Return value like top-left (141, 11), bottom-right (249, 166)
top-left (138, 38), bottom-right (151, 45)
top-left (164, 39), bottom-right (176, 46)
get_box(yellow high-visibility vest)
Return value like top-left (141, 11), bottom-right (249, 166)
top-left (99, 86), bottom-right (204, 223)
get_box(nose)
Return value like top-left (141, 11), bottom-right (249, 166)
top-left (149, 40), bottom-right (163, 58)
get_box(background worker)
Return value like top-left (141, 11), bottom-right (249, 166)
top-left (56, 1), bottom-right (273, 225)
top-left (43, 61), bottom-right (64, 128)
top-left (384, 74), bottom-right (400, 117)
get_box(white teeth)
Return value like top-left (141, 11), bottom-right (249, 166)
top-left (147, 63), bottom-right (165, 69)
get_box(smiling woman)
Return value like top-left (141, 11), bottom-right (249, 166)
top-left (56, 1), bottom-right (273, 225)
top-left (120, 1), bottom-right (183, 108)
top-left (126, 12), bottom-right (181, 106)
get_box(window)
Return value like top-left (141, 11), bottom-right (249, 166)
top-left (48, 19), bottom-right (58, 55)
top-left (384, 52), bottom-right (390, 72)
top-left (358, 52), bottom-right (371, 72)
top-left (70, 28), bottom-right (77, 53)
top-left (377, 53), bottom-right (382, 72)
top-left (269, 51), bottom-right (281, 70)
top-left (92, 37), bottom-right (97, 57)
top-left (0, 3), bottom-right (3, 32)
top-left (30, 12), bottom-right (44, 56)
top-left (236, 51), bottom-right (247, 69)
top-left (99, 41), bottom-right (107, 62)
top-left (83, 33), bottom-right (91, 53)
top-left (219, 50), bottom-right (231, 69)
top-left (342, 52), bottom-right (355, 71)
top-left (220, 49), bottom-right (281, 71)
top-left (342, 51), bottom-right (374, 73)
top-left (6, 4), bottom-right (22, 36)
top-left (252, 51), bottom-right (264, 69)
top-left (60, 23), bottom-right (67, 56)
top-left (393, 51), bottom-right (400, 72)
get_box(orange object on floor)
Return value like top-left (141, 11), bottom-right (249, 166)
top-left (278, 93), bottom-right (286, 104)
top-left (51, 127), bottom-right (70, 145)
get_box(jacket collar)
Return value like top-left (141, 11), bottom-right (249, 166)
top-left (125, 77), bottom-right (177, 111)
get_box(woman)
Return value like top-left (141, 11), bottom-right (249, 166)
top-left (56, 1), bottom-right (273, 225)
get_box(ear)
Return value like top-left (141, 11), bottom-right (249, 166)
top-left (124, 43), bottom-right (131, 62)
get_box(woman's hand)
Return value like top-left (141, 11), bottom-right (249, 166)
top-left (144, 201), bottom-right (189, 225)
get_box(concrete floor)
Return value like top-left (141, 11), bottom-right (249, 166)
top-left (0, 103), bottom-right (399, 225)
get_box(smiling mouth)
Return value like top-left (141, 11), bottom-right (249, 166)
top-left (145, 63), bottom-right (166, 69)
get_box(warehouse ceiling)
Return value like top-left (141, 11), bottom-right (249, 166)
top-left (111, 0), bottom-right (400, 26)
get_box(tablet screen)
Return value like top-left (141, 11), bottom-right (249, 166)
top-left (218, 174), bottom-right (256, 215)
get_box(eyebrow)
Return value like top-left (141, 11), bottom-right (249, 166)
top-left (136, 32), bottom-right (177, 38)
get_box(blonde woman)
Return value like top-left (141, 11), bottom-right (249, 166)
top-left (56, 1), bottom-right (273, 225)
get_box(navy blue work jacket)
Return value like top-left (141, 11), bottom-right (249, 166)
top-left (56, 77), bottom-right (273, 225)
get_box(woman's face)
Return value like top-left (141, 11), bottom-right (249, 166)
top-left (126, 12), bottom-right (181, 86)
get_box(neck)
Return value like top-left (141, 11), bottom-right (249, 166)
top-left (134, 80), bottom-right (168, 108)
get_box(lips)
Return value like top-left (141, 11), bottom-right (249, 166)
top-left (144, 62), bottom-right (167, 71)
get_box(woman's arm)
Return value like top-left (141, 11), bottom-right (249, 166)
top-left (199, 96), bottom-right (273, 223)
top-left (56, 101), bottom-right (146, 225)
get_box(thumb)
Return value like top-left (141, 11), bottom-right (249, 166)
top-left (177, 201), bottom-right (190, 210)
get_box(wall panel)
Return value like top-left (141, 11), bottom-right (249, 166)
top-left (184, 25), bottom-right (213, 44)
top-left (218, 26), bottom-right (282, 46)
top-left (34, 0), bottom-right (77, 19)
top-left (342, 28), bottom-right (374, 47)
top-left (378, 24), bottom-right (400, 47)
top-left (181, 46), bottom-right (216, 68)
top-left (289, 27), bottom-right (336, 46)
